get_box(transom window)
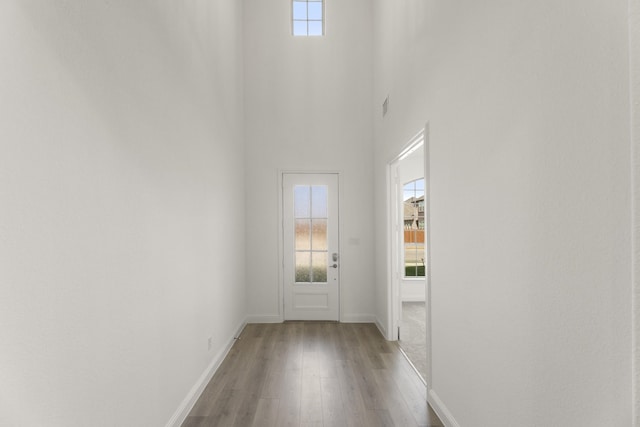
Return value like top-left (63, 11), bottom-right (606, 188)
top-left (292, 0), bottom-right (324, 37)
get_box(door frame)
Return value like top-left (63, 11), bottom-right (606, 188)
top-left (278, 170), bottom-right (342, 322)
top-left (386, 125), bottom-right (432, 386)
top-left (630, 1), bottom-right (640, 421)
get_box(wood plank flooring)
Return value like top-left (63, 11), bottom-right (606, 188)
top-left (182, 322), bottom-right (444, 427)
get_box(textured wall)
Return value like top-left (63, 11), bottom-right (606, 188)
top-left (0, 1), bottom-right (246, 426)
top-left (373, 0), bottom-right (632, 425)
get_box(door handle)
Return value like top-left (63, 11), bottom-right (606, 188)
top-left (330, 264), bottom-right (338, 268)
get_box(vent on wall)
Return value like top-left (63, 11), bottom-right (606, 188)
top-left (382, 96), bottom-right (389, 117)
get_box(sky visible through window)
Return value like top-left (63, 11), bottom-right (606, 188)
top-left (293, 0), bottom-right (323, 36)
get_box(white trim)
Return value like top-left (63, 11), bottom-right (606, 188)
top-left (341, 314), bottom-right (376, 323)
top-left (402, 278), bottom-right (427, 302)
top-left (386, 163), bottom-right (398, 341)
top-left (428, 390), bottom-right (461, 427)
top-left (423, 123), bottom-right (433, 388)
top-left (245, 314), bottom-right (377, 324)
top-left (630, 0), bottom-right (640, 423)
top-left (387, 130), bottom-right (426, 342)
top-left (165, 319), bottom-right (247, 427)
top-left (388, 163), bottom-right (396, 340)
top-left (402, 296), bottom-right (426, 303)
top-left (245, 315), bottom-right (283, 324)
top-left (277, 170), bottom-right (284, 321)
top-left (375, 317), bottom-right (388, 338)
top-left (338, 171), bottom-right (345, 323)
top-left (395, 129), bottom-right (427, 163)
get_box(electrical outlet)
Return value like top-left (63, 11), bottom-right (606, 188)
top-left (207, 336), bottom-right (213, 351)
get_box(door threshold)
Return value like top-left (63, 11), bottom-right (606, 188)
top-left (397, 344), bottom-right (427, 386)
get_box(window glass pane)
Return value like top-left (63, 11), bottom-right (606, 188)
top-left (405, 203), bottom-right (418, 228)
top-left (296, 252), bottom-right (311, 282)
top-left (311, 185), bottom-right (327, 218)
top-left (311, 219), bottom-right (327, 251)
top-left (404, 243), bottom-right (420, 276)
top-left (308, 2), bottom-right (322, 20)
top-left (403, 242), bottom-right (425, 276)
top-left (312, 252), bottom-right (327, 282)
top-left (293, 1), bottom-right (307, 19)
top-left (403, 190), bottom-right (414, 202)
top-left (403, 178), bottom-right (426, 277)
top-left (294, 185), bottom-right (310, 217)
top-left (295, 219), bottom-right (311, 250)
top-left (308, 20), bottom-right (323, 36)
top-left (293, 20), bottom-right (308, 36)
top-left (292, 0), bottom-right (323, 37)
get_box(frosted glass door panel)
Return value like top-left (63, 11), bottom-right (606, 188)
top-left (293, 185), bottom-right (328, 284)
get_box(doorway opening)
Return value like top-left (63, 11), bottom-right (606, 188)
top-left (388, 128), bottom-right (431, 385)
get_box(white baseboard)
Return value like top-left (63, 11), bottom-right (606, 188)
top-left (165, 319), bottom-right (247, 427)
top-left (402, 296), bottom-right (427, 302)
top-left (245, 314), bottom-right (282, 323)
top-left (245, 314), bottom-right (377, 324)
top-left (428, 389), bottom-right (461, 427)
top-left (374, 317), bottom-right (388, 339)
top-left (341, 313), bottom-right (375, 323)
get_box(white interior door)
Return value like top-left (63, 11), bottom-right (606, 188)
top-left (283, 173), bottom-right (339, 321)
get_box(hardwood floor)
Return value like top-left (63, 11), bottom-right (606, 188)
top-left (182, 322), bottom-right (444, 427)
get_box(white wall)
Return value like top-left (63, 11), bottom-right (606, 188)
top-left (373, 1), bottom-right (632, 426)
top-left (631, 0), bottom-right (640, 423)
top-left (0, 1), bottom-right (245, 426)
top-left (398, 147), bottom-right (426, 302)
top-left (243, 0), bottom-right (374, 322)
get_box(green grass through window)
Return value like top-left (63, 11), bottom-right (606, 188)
top-left (405, 266), bottom-right (425, 277)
